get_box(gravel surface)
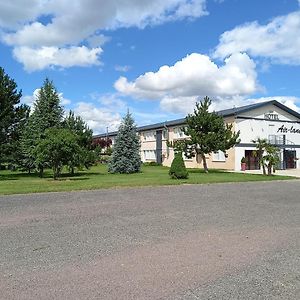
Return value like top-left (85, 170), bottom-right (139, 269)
top-left (0, 181), bottom-right (299, 299)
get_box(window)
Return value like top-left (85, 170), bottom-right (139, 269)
top-left (143, 131), bottom-right (156, 141)
top-left (212, 150), bottom-right (226, 162)
top-left (173, 127), bottom-right (186, 138)
top-left (143, 150), bottom-right (156, 160)
top-left (162, 129), bottom-right (168, 140)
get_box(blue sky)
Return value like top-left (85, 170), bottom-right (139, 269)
top-left (1, 0), bottom-right (300, 133)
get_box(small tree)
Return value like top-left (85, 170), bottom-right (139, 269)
top-left (264, 144), bottom-right (280, 176)
top-left (182, 96), bottom-right (240, 173)
top-left (169, 152), bottom-right (188, 179)
top-left (35, 128), bottom-right (81, 179)
top-left (252, 138), bottom-right (268, 175)
top-left (108, 112), bottom-right (141, 174)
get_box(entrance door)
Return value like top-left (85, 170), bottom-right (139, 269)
top-left (245, 150), bottom-right (259, 170)
top-left (284, 150), bottom-right (296, 169)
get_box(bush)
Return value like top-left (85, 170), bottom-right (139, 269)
top-left (169, 152), bottom-right (188, 179)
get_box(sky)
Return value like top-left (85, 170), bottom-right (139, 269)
top-left (1, 0), bottom-right (300, 134)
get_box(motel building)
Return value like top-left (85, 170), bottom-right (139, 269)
top-left (95, 100), bottom-right (300, 171)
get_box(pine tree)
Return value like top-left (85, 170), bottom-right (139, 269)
top-left (20, 78), bottom-right (64, 176)
top-left (0, 67), bottom-right (29, 165)
top-left (183, 96), bottom-right (240, 173)
top-left (108, 112), bottom-right (141, 174)
top-left (32, 78), bottom-right (64, 132)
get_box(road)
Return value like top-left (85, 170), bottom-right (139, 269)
top-left (0, 181), bottom-right (299, 299)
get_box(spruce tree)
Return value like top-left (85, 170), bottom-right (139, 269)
top-left (20, 78), bottom-right (64, 176)
top-left (182, 96), bottom-right (240, 173)
top-left (108, 112), bottom-right (141, 174)
top-left (0, 67), bottom-right (29, 165)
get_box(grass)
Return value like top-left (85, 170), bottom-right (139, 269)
top-left (0, 164), bottom-right (296, 195)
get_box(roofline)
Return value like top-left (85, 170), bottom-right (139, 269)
top-left (93, 100), bottom-right (300, 138)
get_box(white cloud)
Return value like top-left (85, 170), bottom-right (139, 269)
top-left (115, 52), bottom-right (259, 113)
top-left (99, 93), bottom-right (127, 110)
top-left (247, 96), bottom-right (300, 113)
top-left (1, 0), bottom-right (207, 70)
top-left (73, 102), bottom-right (122, 134)
top-left (22, 88), bottom-right (71, 107)
top-left (115, 65), bottom-right (131, 72)
top-left (13, 46), bottom-right (102, 72)
top-left (214, 11), bottom-right (300, 65)
top-left (21, 88), bottom-right (40, 107)
top-left (160, 96), bottom-right (198, 114)
top-left (0, 0), bottom-right (45, 29)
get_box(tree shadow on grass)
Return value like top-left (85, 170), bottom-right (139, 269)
top-left (0, 170), bottom-right (105, 181)
top-left (187, 168), bottom-right (226, 174)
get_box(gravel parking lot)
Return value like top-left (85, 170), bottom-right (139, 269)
top-left (0, 181), bottom-right (299, 299)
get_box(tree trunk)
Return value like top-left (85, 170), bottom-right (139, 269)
top-left (38, 165), bottom-right (44, 178)
top-left (262, 164), bottom-right (266, 176)
top-left (201, 153), bottom-right (208, 173)
top-left (267, 163), bottom-right (272, 176)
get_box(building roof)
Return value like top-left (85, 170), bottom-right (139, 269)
top-left (94, 100), bottom-right (300, 138)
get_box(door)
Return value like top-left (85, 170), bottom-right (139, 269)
top-left (284, 150), bottom-right (296, 169)
top-left (245, 150), bottom-right (259, 170)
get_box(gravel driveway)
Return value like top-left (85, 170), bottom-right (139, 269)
top-left (0, 181), bottom-right (299, 299)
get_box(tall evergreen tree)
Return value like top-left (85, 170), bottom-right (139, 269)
top-left (0, 67), bottom-right (29, 165)
top-left (182, 96), bottom-right (240, 173)
top-left (32, 78), bottom-right (64, 132)
top-left (20, 78), bottom-right (64, 176)
top-left (108, 112), bottom-right (141, 174)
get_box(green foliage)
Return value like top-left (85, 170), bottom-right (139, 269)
top-left (64, 111), bottom-right (95, 173)
top-left (169, 152), bottom-right (188, 179)
top-left (0, 67), bottom-right (29, 164)
top-left (182, 96), bottom-right (240, 173)
top-left (35, 128), bottom-right (81, 179)
top-left (252, 138), bottom-right (268, 175)
top-left (20, 78), bottom-right (64, 176)
top-left (264, 144), bottom-right (280, 175)
top-left (108, 112), bottom-right (141, 174)
top-left (32, 78), bottom-right (64, 131)
top-left (241, 157), bottom-right (246, 163)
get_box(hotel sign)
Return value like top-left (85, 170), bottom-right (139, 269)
top-left (277, 125), bottom-right (300, 134)
top-left (264, 113), bottom-right (279, 120)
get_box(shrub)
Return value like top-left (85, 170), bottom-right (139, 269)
top-left (169, 152), bottom-right (188, 179)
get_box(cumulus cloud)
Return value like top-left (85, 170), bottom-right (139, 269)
top-left (73, 102), bottom-right (122, 134)
top-left (115, 52), bottom-right (259, 113)
top-left (247, 96), bottom-right (300, 113)
top-left (0, 0), bottom-right (45, 29)
top-left (1, 0), bottom-right (207, 70)
top-left (214, 11), bottom-right (300, 65)
top-left (13, 46), bottom-right (102, 72)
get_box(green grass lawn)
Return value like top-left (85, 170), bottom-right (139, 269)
top-left (0, 164), bottom-right (296, 195)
